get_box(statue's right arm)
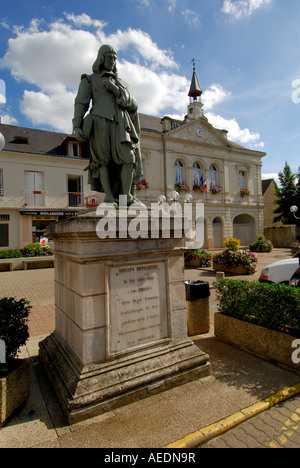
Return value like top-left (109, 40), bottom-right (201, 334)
top-left (73, 75), bottom-right (92, 137)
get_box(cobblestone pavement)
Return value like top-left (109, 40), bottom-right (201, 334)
top-left (202, 395), bottom-right (300, 448)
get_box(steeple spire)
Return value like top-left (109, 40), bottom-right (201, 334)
top-left (188, 59), bottom-right (202, 102)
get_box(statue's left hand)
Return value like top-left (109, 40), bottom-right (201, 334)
top-left (74, 127), bottom-right (87, 142)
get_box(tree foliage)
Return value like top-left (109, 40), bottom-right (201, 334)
top-left (273, 162), bottom-right (299, 225)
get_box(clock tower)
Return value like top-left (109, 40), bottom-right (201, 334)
top-left (186, 59), bottom-right (204, 121)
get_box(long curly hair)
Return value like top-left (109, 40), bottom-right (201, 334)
top-left (92, 44), bottom-right (118, 75)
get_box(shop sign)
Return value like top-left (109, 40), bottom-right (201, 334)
top-left (86, 195), bottom-right (101, 207)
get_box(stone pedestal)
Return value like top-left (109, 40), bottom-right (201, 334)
top-left (39, 210), bottom-right (210, 424)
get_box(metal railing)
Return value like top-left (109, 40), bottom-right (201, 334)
top-left (68, 192), bottom-right (84, 207)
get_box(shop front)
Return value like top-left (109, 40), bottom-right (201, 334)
top-left (19, 209), bottom-right (80, 245)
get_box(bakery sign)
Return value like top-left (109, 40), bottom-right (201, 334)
top-left (86, 195), bottom-right (101, 207)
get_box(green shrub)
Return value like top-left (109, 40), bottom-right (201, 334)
top-left (0, 249), bottom-right (23, 259)
top-left (215, 279), bottom-right (300, 335)
top-left (0, 297), bottom-right (31, 376)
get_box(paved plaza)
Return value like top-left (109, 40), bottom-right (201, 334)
top-left (0, 248), bottom-right (300, 448)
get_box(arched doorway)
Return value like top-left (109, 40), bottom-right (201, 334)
top-left (213, 217), bottom-right (223, 248)
top-left (233, 214), bottom-right (256, 246)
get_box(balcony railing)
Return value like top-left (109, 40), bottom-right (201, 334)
top-left (24, 190), bottom-right (46, 207)
top-left (68, 192), bottom-right (84, 207)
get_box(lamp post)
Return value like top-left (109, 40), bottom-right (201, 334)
top-left (290, 206), bottom-right (300, 220)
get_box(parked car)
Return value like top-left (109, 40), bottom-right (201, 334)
top-left (259, 255), bottom-right (300, 285)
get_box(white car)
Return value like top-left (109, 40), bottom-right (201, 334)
top-left (259, 257), bottom-right (300, 285)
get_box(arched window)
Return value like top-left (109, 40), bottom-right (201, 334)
top-left (209, 164), bottom-right (218, 188)
top-left (239, 171), bottom-right (247, 190)
top-left (174, 160), bottom-right (184, 185)
top-left (193, 163), bottom-right (203, 186)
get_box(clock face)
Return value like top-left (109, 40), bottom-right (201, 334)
top-left (196, 128), bottom-right (203, 137)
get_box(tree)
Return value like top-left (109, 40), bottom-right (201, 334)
top-left (273, 162), bottom-right (297, 225)
top-left (295, 166), bottom-right (300, 213)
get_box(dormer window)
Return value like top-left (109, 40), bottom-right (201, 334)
top-left (67, 137), bottom-right (81, 157)
top-left (14, 136), bottom-right (29, 144)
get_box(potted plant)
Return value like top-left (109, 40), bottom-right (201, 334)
top-left (213, 238), bottom-right (258, 275)
top-left (0, 297), bottom-right (31, 426)
top-left (291, 242), bottom-right (300, 258)
top-left (249, 236), bottom-right (273, 253)
top-left (184, 249), bottom-right (212, 267)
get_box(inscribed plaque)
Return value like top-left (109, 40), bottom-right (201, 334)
top-left (109, 262), bottom-right (168, 353)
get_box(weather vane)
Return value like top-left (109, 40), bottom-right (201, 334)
top-left (190, 58), bottom-right (200, 72)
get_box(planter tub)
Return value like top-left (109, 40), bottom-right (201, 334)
top-left (215, 313), bottom-right (300, 374)
top-left (185, 258), bottom-right (202, 267)
top-left (213, 263), bottom-right (250, 275)
top-left (251, 247), bottom-right (272, 253)
top-left (0, 359), bottom-right (30, 426)
top-left (0, 256), bottom-right (54, 271)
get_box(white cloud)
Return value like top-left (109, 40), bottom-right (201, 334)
top-left (0, 112), bottom-right (17, 125)
top-left (262, 173), bottom-right (280, 185)
top-left (0, 79), bottom-right (6, 104)
top-left (168, 0), bottom-right (176, 12)
top-left (0, 14), bottom-right (182, 132)
top-left (221, 0), bottom-right (272, 20)
top-left (21, 89), bottom-right (75, 133)
top-left (181, 9), bottom-right (200, 27)
top-left (205, 111), bottom-right (263, 145)
top-left (202, 84), bottom-right (231, 110)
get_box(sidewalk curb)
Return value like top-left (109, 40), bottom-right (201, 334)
top-left (166, 382), bottom-right (300, 448)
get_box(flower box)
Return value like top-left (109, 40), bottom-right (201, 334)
top-left (193, 184), bottom-right (207, 193)
top-left (136, 181), bottom-right (149, 190)
top-left (210, 186), bottom-right (223, 194)
top-left (0, 359), bottom-right (30, 426)
top-left (215, 313), bottom-right (300, 374)
top-left (184, 249), bottom-right (212, 268)
top-left (175, 184), bottom-right (189, 192)
top-left (213, 262), bottom-right (250, 275)
top-left (213, 249), bottom-right (258, 275)
top-left (240, 189), bottom-right (250, 197)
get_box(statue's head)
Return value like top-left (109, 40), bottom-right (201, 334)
top-left (93, 45), bottom-right (117, 74)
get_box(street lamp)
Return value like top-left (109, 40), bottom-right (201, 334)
top-left (0, 132), bottom-right (5, 151)
top-left (290, 205), bottom-right (300, 220)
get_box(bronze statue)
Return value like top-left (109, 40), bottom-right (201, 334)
top-left (73, 44), bottom-right (143, 206)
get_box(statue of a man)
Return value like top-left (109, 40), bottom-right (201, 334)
top-left (73, 44), bottom-right (142, 206)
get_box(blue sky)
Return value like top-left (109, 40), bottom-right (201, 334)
top-left (0, 0), bottom-right (299, 180)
